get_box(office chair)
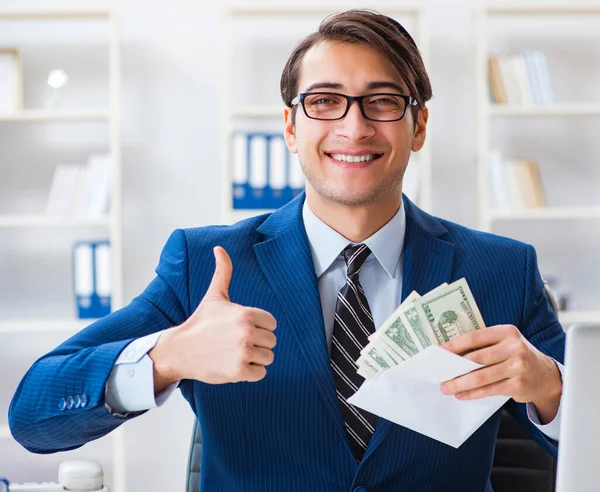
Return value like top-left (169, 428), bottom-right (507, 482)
top-left (489, 282), bottom-right (559, 492)
top-left (186, 284), bottom-right (560, 492)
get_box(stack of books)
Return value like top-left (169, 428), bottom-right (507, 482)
top-left (487, 50), bottom-right (554, 105)
top-left (488, 150), bottom-right (546, 212)
top-left (45, 154), bottom-right (111, 217)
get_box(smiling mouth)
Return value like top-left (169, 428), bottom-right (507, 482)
top-left (325, 153), bottom-right (384, 163)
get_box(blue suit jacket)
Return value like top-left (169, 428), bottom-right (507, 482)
top-left (9, 193), bottom-right (565, 492)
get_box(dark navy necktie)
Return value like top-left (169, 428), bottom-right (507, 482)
top-left (330, 243), bottom-right (379, 461)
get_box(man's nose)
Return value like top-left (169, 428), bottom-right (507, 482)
top-left (334, 100), bottom-right (376, 141)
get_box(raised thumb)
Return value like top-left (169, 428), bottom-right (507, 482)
top-left (205, 246), bottom-right (232, 300)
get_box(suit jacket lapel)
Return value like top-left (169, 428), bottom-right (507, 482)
top-left (361, 195), bottom-right (457, 463)
top-left (253, 193), bottom-right (350, 451)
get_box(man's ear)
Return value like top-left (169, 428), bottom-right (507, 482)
top-left (411, 106), bottom-right (428, 152)
top-left (283, 106), bottom-right (298, 154)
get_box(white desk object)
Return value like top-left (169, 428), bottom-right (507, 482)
top-left (555, 323), bottom-right (600, 492)
top-left (9, 460), bottom-right (108, 492)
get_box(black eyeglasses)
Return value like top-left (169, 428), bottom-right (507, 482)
top-left (291, 91), bottom-right (418, 122)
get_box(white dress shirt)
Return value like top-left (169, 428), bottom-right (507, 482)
top-left (106, 201), bottom-right (563, 440)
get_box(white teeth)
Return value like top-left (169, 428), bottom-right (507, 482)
top-left (330, 154), bottom-right (377, 163)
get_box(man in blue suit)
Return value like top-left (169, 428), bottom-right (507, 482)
top-left (10, 10), bottom-right (565, 492)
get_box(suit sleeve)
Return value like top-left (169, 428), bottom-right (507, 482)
top-left (8, 229), bottom-right (191, 454)
top-left (504, 244), bottom-right (565, 458)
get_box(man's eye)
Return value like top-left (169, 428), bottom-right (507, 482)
top-left (313, 98), bottom-right (336, 105)
top-left (372, 97), bottom-right (396, 105)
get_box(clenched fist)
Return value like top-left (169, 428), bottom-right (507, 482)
top-left (149, 246), bottom-right (277, 392)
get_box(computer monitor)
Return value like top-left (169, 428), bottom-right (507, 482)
top-left (555, 323), bottom-right (600, 492)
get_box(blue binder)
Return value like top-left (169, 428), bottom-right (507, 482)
top-left (232, 132), bottom-right (304, 210)
top-left (72, 240), bottom-right (112, 319)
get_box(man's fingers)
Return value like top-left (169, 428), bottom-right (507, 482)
top-left (248, 346), bottom-right (275, 367)
top-left (205, 246), bottom-right (233, 301)
top-left (441, 359), bottom-right (513, 395)
top-left (441, 325), bottom-right (513, 355)
top-left (244, 307), bottom-right (277, 332)
top-left (453, 379), bottom-right (513, 401)
top-left (250, 327), bottom-right (277, 350)
top-left (462, 338), bottom-right (513, 366)
top-left (244, 364), bottom-right (268, 382)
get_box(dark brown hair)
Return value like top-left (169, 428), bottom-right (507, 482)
top-left (280, 9), bottom-right (432, 125)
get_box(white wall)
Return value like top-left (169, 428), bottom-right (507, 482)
top-left (1, 0), bottom-right (599, 490)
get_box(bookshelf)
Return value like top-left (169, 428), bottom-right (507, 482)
top-left (0, 8), bottom-right (125, 492)
top-left (475, 5), bottom-right (600, 327)
top-left (221, 4), bottom-right (432, 224)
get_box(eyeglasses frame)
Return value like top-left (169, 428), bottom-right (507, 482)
top-left (290, 91), bottom-right (418, 122)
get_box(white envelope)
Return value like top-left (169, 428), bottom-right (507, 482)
top-left (348, 346), bottom-right (509, 448)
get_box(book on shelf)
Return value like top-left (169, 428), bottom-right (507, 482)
top-left (232, 132), bottom-right (305, 210)
top-left (45, 154), bottom-right (111, 217)
top-left (488, 150), bottom-right (546, 212)
top-left (0, 47), bottom-right (23, 112)
top-left (488, 50), bottom-right (554, 106)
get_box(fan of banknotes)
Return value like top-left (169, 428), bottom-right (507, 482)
top-left (356, 277), bottom-right (486, 380)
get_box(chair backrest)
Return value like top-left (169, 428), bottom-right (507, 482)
top-left (186, 283), bottom-right (561, 492)
top-left (490, 281), bottom-right (559, 492)
top-left (186, 418), bottom-right (202, 492)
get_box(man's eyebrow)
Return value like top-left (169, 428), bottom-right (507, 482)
top-left (302, 81), bottom-right (407, 94)
top-left (303, 82), bottom-right (344, 93)
top-left (365, 81), bottom-right (407, 94)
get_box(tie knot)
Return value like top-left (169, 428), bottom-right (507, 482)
top-left (343, 243), bottom-right (371, 277)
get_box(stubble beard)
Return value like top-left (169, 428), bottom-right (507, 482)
top-left (300, 158), bottom-right (406, 207)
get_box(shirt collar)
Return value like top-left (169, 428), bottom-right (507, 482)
top-left (302, 199), bottom-right (406, 279)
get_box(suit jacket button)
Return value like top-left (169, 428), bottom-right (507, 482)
top-left (58, 398), bottom-right (66, 411)
top-left (66, 396), bottom-right (74, 409)
top-left (73, 395), bottom-right (81, 408)
top-left (80, 394), bottom-right (88, 408)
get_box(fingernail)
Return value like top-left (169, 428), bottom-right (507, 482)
top-left (440, 384), bottom-right (448, 395)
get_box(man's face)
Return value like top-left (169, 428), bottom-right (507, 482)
top-left (284, 40), bottom-right (427, 207)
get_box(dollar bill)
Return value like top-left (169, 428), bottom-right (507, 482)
top-left (414, 278), bottom-right (486, 345)
top-left (356, 279), bottom-right (484, 381)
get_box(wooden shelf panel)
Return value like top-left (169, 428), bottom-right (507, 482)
top-left (0, 214), bottom-right (111, 228)
top-left (560, 311), bottom-right (600, 325)
top-left (229, 6), bottom-right (422, 16)
top-left (490, 206), bottom-right (600, 221)
top-left (484, 5), bottom-right (600, 16)
top-left (231, 106), bottom-right (284, 118)
top-left (0, 424), bottom-right (10, 439)
top-left (488, 104), bottom-right (600, 116)
top-left (0, 9), bottom-right (111, 20)
top-left (0, 319), bottom-right (98, 334)
top-left (0, 110), bottom-right (110, 123)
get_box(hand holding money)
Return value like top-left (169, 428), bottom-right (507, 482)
top-left (440, 324), bottom-right (563, 424)
top-left (357, 278), bottom-right (485, 380)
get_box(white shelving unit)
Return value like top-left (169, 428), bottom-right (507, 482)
top-left (475, 5), bottom-right (600, 327)
top-left (0, 109), bottom-right (110, 123)
top-left (0, 9), bottom-right (125, 492)
top-left (0, 215), bottom-right (111, 227)
top-left (221, 4), bottom-right (431, 224)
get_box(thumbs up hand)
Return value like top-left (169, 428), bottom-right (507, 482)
top-left (149, 247), bottom-right (277, 390)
